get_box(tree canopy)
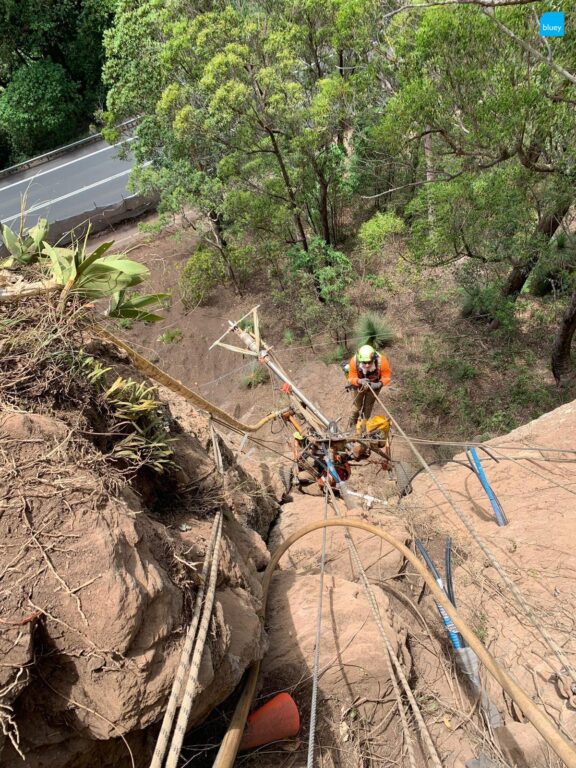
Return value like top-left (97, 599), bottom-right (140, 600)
top-left (101, 0), bottom-right (575, 381)
top-left (0, 0), bottom-right (115, 163)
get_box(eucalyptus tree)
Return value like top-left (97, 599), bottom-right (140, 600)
top-left (103, 0), bottom-right (381, 297)
top-left (369, 2), bottom-right (576, 302)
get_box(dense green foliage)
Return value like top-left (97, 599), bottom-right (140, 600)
top-left (101, 0), bottom-right (576, 384)
top-left (0, 0), bottom-right (114, 164)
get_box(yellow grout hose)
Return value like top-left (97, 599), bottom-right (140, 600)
top-left (212, 518), bottom-right (576, 768)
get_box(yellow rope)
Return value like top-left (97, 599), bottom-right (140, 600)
top-left (94, 325), bottom-right (282, 433)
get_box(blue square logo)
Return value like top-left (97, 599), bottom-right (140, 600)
top-left (540, 11), bottom-right (565, 37)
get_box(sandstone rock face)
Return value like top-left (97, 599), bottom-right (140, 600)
top-left (0, 410), bottom-right (270, 768)
top-left (261, 571), bottom-right (405, 697)
top-left (409, 399), bottom-right (576, 761)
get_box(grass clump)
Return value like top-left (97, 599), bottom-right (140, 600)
top-left (354, 312), bottom-right (394, 349)
top-left (241, 362), bottom-right (270, 389)
top-left (238, 316), bottom-right (255, 332)
top-left (77, 356), bottom-right (175, 474)
top-left (321, 344), bottom-right (348, 365)
top-left (158, 328), bottom-right (182, 344)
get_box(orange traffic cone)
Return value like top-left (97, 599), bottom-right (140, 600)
top-left (239, 692), bottom-right (300, 751)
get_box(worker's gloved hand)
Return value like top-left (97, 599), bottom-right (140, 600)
top-left (359, 380), bottom-right (370, 390)
top-left (370, 381), bottom-right (383, 391)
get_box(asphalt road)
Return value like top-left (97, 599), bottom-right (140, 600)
top-left (0, 137), bottom-right (137, 228)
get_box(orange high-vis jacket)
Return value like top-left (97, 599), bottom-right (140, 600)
top-left (348, 353), bottom-right (391, 388)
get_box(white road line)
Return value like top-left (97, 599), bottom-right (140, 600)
top-left (0, 137), bottom-right (135, 193)
top-left (1, 161), bottom-right (152, 224)
top-left (1, 169), bottom-right (133, 224)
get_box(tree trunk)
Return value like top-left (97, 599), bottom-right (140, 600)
top-left (318, 177), bottom-right (331, 245)
top-left (423, 130), bottom-right (435, 224)
top-left (503, 200), bottom-right (571, 298)
top-left (209, 210), bottom-right (242, 296)
top-left (265, 128), bottom-right (329, 302)
top-left (551, 288), bottom-right (576, 384)
top-left (266, 128), bottom-right (309, 252)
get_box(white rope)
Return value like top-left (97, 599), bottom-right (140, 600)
top-left (306, 489), bottom-right (329, 768)
top-left (372, 390), bottom-right (576, 681)
top-left (165, 511), bottom-right (223, 768)
top-left (210, 420), bottom-right (225, 475)
top-left (149, 513), bottom-right (221, 768)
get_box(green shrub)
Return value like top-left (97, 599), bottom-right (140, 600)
top-left (460, 284), bottom-right (517, 332)
top-left (358, 212), bottom-right (405, 268)
top-left (287, 237), bottom-right (353, 303)
top-left (354, 312), bottom-right (395, 349)
top-left (238, 316), bottom-right (255, 332)
top-left (321, 344), bottom-right (348, 365)
top-left (444, 359), bottom-right (477, 382)
top-left (282, 328), bottom-right (296, 346)
top-left (366, 273), bottom-right (393, 291)
top-left (527, 236), bottom-right (576, 297)
top-left (241, 362), bottom-right (270, 389)
top-left (158, 329), bottom-right (182, 344)
top-left (179, 247), bottom-right (225, 308)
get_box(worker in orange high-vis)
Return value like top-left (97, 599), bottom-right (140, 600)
top-left (345, 344), bottom-right (391, 428)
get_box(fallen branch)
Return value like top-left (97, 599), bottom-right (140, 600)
top-left (0, 280), bottom-right (59, 302)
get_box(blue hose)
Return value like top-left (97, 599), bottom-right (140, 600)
top-left (467, 447), bottom-right (508, 526)
top-left (415, 539), bottom-right (463, 650)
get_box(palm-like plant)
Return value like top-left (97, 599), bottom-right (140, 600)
top-left (1, 221), bottom-right (168, 321)
top-left (0, 219), bottom-right (48, 269)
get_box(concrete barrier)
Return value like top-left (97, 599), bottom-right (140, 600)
top-left (0, 119), bottom-right (139, 182)
top-left (0, 193), bottom-right (158, 257)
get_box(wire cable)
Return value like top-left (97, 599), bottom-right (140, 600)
top-left (326, 484), bottom-right (438, 768)
top-left (212, 518), bottom-right (576, 768)
top-left (371, 389), bottom-right (576, 683)
top-left (306, 489), bottom-right (329, 768)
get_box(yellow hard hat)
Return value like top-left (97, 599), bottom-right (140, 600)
top-left (357, 344), bottom-right (376, 362)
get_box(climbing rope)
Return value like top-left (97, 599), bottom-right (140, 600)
top-left (165, 510), bottom-right (223, 768)
top-left (210, 420), bottom-right (225, 475)
top-left (392, 433), bottom-right (576, 456)
top-left (325, 484), bottom-right (439, 768)
top-left (306, 489), bottom-right (329, 768)
top-left (149, 512), bottom-right (222, 768)
top-left (212, 518), bottom-right (576, 768)
top-left (371, 389), bottom-right (576, 682)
